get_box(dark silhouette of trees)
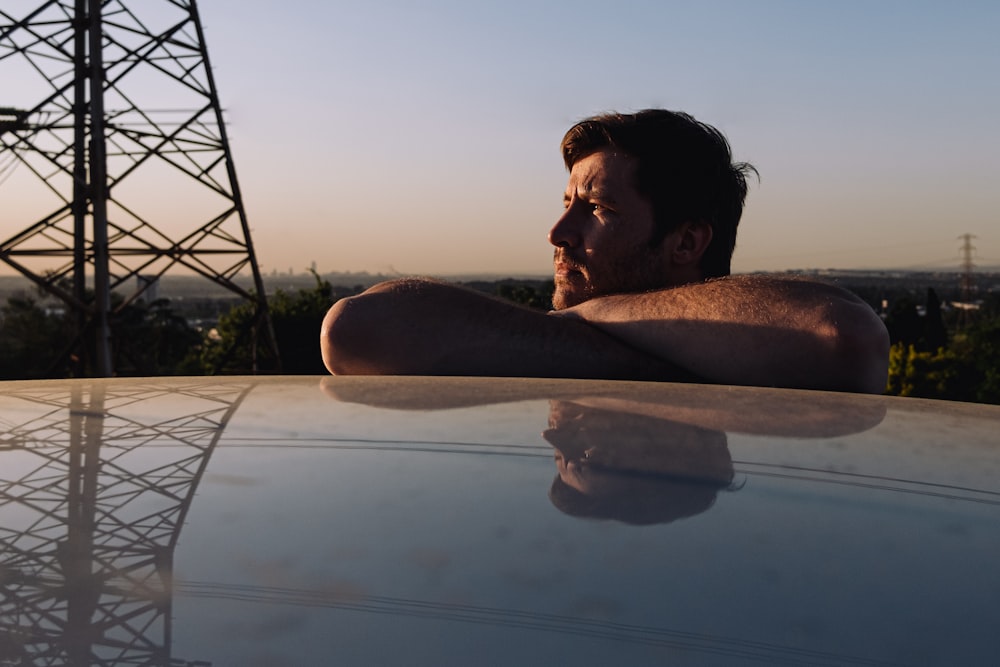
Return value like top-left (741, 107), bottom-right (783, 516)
top-left (0, 296), bottom-right (66, 379)
top-left (198, 273), bottom-right (356, 374)
top-left (0, 293), bottom-right (201, 379)
top-left (494, 280), bottom-right (554, 310)
top-left (113, 297), bottom-right (203, 375)
top-left (885, 297), bottom-right (922, 347)
top-left (923, 288), bottom-right (948, 351)
top-left (886, 309), bottom-right (1000, 405)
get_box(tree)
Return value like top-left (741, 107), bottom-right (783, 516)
top-left (495, 280), bottom-right (554, 310)
top-left (923, 288), bottom-right (948, 351)
top-left (886, 314), bottom-right (1000, 405)
top-left (886, 344), bottom-right (976, 401)
top-left (111, 297), bottom-right (203, 375)
top-left (954, 317), bottom-right (1000, 404)
top-left (199, 273), bottom-right (354, 374)
top-left (0, 296), bottom-right (66, 379)
top-left (884, 297), bottom-right (922, 347)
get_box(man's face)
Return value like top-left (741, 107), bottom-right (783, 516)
top-left (548, 149), bottom-right (671, 310)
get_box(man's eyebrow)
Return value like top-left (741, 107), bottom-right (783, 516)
top-left (584, 187), bottom-right (617, 205)
top-left (566, 180), bottom-right (617, 204)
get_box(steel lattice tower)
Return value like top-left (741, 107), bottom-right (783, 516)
top-left (0, 1), bottom-right (278, 376)
top-left (957, 233), bottom-right (977, 330)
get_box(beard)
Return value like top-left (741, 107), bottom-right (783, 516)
top-left (552, 245), bottom-right (671, 310)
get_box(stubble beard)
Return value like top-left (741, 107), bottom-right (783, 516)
top-left (551, 247), bottom-right (671, 311)
top-left (551, 251), bottom-right (591, 310)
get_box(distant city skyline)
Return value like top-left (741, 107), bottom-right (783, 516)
top-left (2, 0), bottom-right (998, 279)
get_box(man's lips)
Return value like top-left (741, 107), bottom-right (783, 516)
top-left (554, 262), bottom-right (585, 279)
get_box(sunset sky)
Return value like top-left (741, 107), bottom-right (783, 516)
top-left (3, 0), bottom-right (998, 277)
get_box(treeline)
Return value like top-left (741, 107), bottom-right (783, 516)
top-left (882, 288), bottom-right (1000, 404)
top-left (0, 275), bottom-right (355, 378)
top-left (1, 277), bottom-right (997, 405)
top-left (0, 291), bottom-right (202, 378)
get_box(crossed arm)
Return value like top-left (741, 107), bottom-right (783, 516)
top-left (320, 275), bottom-right (889, 393)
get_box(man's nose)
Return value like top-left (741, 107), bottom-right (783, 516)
top-left (548, 205), bottom-right (582, 248)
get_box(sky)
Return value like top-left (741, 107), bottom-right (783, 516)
top-left (3, 0), bottom-right (999, 277)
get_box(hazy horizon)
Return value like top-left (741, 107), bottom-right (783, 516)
top-left (2, 1), bottom-right (998, 280)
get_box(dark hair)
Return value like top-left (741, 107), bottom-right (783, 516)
top-left (561, 109), bottom-right (756, 278)
top-left (547, 472), bottom-right (726, 526)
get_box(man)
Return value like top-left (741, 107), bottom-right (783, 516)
top-left (321, 109), bottom-right (889, 393)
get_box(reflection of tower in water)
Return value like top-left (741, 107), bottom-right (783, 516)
top-left (0, 380), bottom-right (255, 666)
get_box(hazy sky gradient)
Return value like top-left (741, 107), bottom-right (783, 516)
top-left (5, 1), bottom-right (999, 276)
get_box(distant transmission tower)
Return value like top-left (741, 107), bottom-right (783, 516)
top-left (0, 1), bottom-right (279, 376)
top-left (957, 233), bottom-right (977, 330)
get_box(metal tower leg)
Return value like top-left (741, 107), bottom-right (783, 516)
top-left (0, 0), bottom-right (281, 376)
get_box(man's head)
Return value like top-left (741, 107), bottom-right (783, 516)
top-left (544, 400), bottom-right (735, 526)
top-left (549, 109), bottom-right (755, 309)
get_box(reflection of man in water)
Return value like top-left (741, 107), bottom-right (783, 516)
top-left (320, 376), bottom-right (888, 522)
top-left (543, 400), bottom-right (735, 526)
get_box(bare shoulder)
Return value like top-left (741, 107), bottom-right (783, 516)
top-left (703, 273), bottom-right (866, 297)
top-left (355, 276), bottom-right (449, 294)
top-left (713, 274), bottom-right (890, 393)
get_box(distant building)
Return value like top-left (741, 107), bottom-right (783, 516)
top-left (950, 301), bottom-right (981, 311)
top-left (137, 275), bottom-right (160, 304)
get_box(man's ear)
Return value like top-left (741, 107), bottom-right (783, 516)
top-left (670, 221), bottom-right (713, 267)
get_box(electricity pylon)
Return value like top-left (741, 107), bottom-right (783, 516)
top-left (0, 378), bottom-right (255, 665)
top-left (957, 233), bottom-right (977, 330)
top-left (0, 1), bottom-right (279, 376)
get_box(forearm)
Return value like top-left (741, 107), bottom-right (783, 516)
top-left (555, 276), bottom-right (889, 393)
top-left (321, 278), bottom-right (698, 381)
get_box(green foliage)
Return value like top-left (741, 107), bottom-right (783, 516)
top-left (197, 297), bottom-right (265, 374)
top-left (199, 273), bottom-right (349, 374)
top-left (112, 298), bottom-right (203, 375)
top-left (268, 278), bottom-right (340, 373)
top-left (495, 280), bottom-right (554, 310)
top-left (887, 344), bottom-right (973, 401)
top-left (0, 296), bottom-right (67, 379)
top-left (0, 294), bottom-right (202, 378)
top-left (885, 315), bottom-right (1000, 404)
top-left (956, 318), bottom-right (1000, 403)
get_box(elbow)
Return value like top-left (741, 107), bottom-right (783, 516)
top-left (320, 278), bottom-right (439, 375)
top-left (320, 288), bottom-right (395, 375)
top-left (826, 303), bottom-right (890, 394)
top-left (320, 296), bottom-right (369, 375)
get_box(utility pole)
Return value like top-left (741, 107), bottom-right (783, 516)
top-left (0, 1), bottom-right (280, 376)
